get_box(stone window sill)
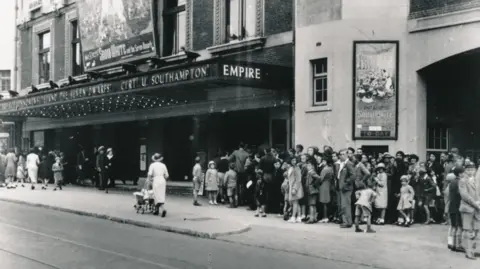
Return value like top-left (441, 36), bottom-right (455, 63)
top-left (305, 106), bottom-right (332, 113)
top-left (207, 37), bottom-right (266, 55)
top-left (161, 53), bottom-right (188, 63)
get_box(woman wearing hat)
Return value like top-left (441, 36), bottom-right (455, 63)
top-left (147, 153), bottom-right (169, 217)
top-left (374, 162), bottom-right (388, 225)
top-left (26, 147), bottom-right (40, 190)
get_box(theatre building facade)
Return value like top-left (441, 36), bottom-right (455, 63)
top-left (295, 0), bottom-right (480, 159)
top-left (3, 0), bottom-right (293, 181)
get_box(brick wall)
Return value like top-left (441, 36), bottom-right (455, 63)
top-left (409, 0), bottom-right (480, 19)
top-left (192, 0), bottom-right (214, 51)
top-left (53, 17), bottom-right (65, 80)
top-left (20, 28), bottom-right (32, 89)
top-left (265, 0), bottom-right (293, 36)
top-left (225, 44), bottom-right (293, 67)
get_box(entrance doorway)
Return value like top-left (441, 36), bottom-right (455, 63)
top-left (422, 47), bottom-right (480, 155)
top-left (163, 116), bottom-right (194, 181)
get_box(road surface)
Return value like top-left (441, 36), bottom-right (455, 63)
top-left (0, 202), bottom-right (373, 269)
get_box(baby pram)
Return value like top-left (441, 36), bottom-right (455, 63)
top-left (133, 180), bottom-right (155, 214)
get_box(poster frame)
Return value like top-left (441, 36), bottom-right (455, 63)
top-left (77, 0), bottom-right (158, 72)
top-left (352, 40), bottom-right (400, 141)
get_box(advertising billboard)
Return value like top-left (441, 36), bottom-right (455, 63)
top-left (76, 0), bottom-right (157, 71)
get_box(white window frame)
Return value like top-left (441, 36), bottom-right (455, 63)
top-left (427, 127), bottom-right (449, 152)
top-left (162, 0), bottom-right (187, 57)
top-left (64, 9), bottom-right (79, 77)
top-left (225, 0), bottom-right (256, 42)
top-left (312, 58), bottom-right (328, 106)
top-left (214, 0), bottom-right (263, 45)
top-left (32, 19), bottom-right (54, 85)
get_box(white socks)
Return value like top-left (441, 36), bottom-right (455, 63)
top-left (448, 236), bottom-right (453, 246)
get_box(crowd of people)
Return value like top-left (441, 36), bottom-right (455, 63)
top-left (0, 145), bottom-right (119, 192)
top-left (193, 144), bottom-right (472, 233)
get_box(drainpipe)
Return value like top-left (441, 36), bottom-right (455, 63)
top-left (290, 0), bottom-right (295, 149)
top-left (13, 0), bottom-right (18, 92)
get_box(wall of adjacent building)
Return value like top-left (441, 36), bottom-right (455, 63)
top-left (294, 0), bottom-right (480, 156)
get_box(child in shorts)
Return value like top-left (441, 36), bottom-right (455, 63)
top-left (354, 182), bottom-right (377, 233)
top-left (225, 163), bottom-right (238, 208)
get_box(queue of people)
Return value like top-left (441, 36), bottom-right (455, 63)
top-left (193, 144), bottom-right (474, 235)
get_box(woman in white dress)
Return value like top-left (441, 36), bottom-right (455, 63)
top-left (26, 148), bottom-right (40, 190)
top-left (148, 153), bottom-right (169, 217)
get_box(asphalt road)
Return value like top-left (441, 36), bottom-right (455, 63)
top-left (0, 202), bottom-right (374, 269)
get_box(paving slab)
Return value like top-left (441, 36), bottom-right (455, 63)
top-left (0, 186), bottom-right (249, 239)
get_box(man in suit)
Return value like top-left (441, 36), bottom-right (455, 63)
top-left (96, 146), bottom-right (108, 193)
top-left (459, 163), bottom-right (480, 259)
top-left (336, 149), bottom-right (356, 228)
top-left (76, 146), bottom-right (89, 185)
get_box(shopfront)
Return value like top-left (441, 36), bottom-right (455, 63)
top-left (0, 59), bottom-right (292, 181)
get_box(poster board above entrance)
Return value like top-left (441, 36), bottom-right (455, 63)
top-left (352, 41), bottom-right (399, 140)
top-left (76, 0), bottom-right (157, 71)
top-left (0, 61), bottom-right (291, 113)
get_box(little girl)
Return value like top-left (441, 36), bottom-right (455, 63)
top-left (287, 157), bottom-right (304, 223)
top-left (205, 161), bottom-right (219, 205)
top-left (16, 162), bottom-right (26, 188)
top-left (52, 157), bottom-right (64, 191)
top-left (396, 175), bottom-right (415, 226)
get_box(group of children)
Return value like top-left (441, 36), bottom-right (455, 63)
top-left (4, 151), bottom-right (65, 191)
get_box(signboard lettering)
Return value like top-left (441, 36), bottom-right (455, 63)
top-left (353, 41), bottom-right (399, 140)
top-left (0, 65), bottom-right (211, 112)
top-left (223, 64), bottom-right (261, 80)
top-left (77, 0), bottom-right (157, 71)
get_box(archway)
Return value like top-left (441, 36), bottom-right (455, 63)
top-left (420, 47), bottom-right (480, 162)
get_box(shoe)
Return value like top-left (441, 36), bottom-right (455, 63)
top-left (254, 212), bottom-right (259, 217)
top-left (288, 217), bottom-right (296, 223)
top-left (31, 185), bottom-right (35, 190)
top-left (366, 228), bottom-right (376, 233)
top-left (193, 201), bottom-right (202, 206)
top-left (340, 224), bottom-right (352, 228)
top-left (296, 217), bottom-right (302, 223)
top-left (209, 201), bottom-right (214, 205)
top-left (261, 213), bottom-right (267, 218)
top-left (59, 186), bottom-right (62, 190)
top-left (21, 184), bottom-right (25, 187)
top-left (161, 210), bottom-right (167, 218)
top-left (213, 201), bottom-right (218, 205)
top-left (455, 246), bottom-right (466, 253)
top-left (41, 186), bottom-right (46, 190)
top-left (105, 189), bottom-right (108, 194)
top-left (53, 188), bottom-right (57, 191)
top-left (355, 227), bottom-right (364, 233)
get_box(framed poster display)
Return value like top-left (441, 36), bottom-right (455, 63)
top-left (352, 41), bottom-right (399, 140)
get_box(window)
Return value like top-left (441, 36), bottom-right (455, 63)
top-left (38, 31), bottom-right (51, 84)
top-left (427, 127), bottom-right (449, 151)
top-left (312, 58), bottom-right (328, 106)
top-left (0, 79), bottom-right (10, 91)
top-left (71, 20), bottom-right (84, 76)
top-left (225, 0), bottom-right (256, 42)
top-left (163, 0), bottom-right (186, 57)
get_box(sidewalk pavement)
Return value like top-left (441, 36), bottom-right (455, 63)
top-left (0, 186), bottom-right (249, 239)
top-left (1, 185), bottom-right (476, 269)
